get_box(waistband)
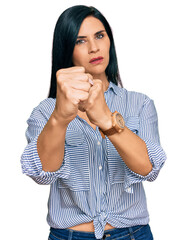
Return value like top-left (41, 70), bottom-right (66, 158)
top-left (50, 225), bottom-right (147, 240)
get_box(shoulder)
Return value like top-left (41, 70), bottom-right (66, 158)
top-left (110, 82), bottom-right (151, 103)
top-left (115, 83), bottom-right (152, 105)
top-left (121, 87), bottom-right (154, 116)
top-left (109, 82), bottom-right (154, 113)
top-left (124, 89), bottom-right (151, 104)
top-left (36, 98), bottom-right (56, 112)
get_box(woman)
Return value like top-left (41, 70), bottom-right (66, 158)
top-left (21, 5), bottom-right (166, 240)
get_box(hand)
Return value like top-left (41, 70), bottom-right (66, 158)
top-left (54, 66), bottom-right (93, 125)
top-left (81, 79), bottom-right (112, 130)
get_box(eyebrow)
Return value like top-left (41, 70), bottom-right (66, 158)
top-left (77, 30), bottom-right (106, 39)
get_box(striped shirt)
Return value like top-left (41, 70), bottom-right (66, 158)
top-left (21, 82), bottom-right (166, 239)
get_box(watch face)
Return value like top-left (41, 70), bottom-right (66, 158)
top-left (116, 113), bottom-right (125, 128)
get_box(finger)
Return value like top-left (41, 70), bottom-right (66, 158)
top-left (71, 89), bottom-right (89, 103)
top-left (57, 66), bottom-right (85, 75)
top-left (70, 81), bottom-right (91, 92)
top-left (63, 73), bottom-right (92, 82)
top-left (70, 73), bottom-right (94, 83)
top-left (89, 79), bottom-right (103, 92)
top-left (88, 78), bottom-right (94, 86)
top-left (92, 79), bottom-right (102, 84)
top-left (86, 73), bottom-right (93, 80)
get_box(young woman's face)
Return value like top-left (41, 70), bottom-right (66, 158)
top-left (72, 16), bottom-right (110, 78)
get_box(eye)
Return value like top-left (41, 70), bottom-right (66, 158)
top-left (96, 33), bottom-right (104, 40)
top-left (75, 39), bottom-right (86, 45)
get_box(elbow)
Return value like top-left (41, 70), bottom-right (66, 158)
top-left (140, 162), bottom-right (153, 176)
top-left (31, 176), bottom-right (53, 185)
top-left (136, 156), bottom-right (153, 176)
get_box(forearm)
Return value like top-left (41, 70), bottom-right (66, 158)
top-left (37, 110), bottom-right (68, 172)
top-left (108, 126), bottom-right (152, 176)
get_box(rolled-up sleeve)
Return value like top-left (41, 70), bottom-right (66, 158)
top-left (124, 96), bottom-right (166, 191)
top-left (20, 101), bottom-right (70, 185)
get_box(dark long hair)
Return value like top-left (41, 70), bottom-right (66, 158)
top-left (48, 5), bottom-right (122, 98)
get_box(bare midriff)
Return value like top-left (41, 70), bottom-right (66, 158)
top-left (68, 221), bottom-right (115, 232)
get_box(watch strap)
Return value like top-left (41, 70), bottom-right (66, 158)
top-left (99, 111), bottom-right (125, 139)
top-left (101, 127), bottom-right (118, 136)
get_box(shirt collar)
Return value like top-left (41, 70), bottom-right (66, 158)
top-left (105, 81), bottom-right (123, 97)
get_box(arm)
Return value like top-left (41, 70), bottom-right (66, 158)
top-left (108, 125), bottom-right (152, 176)
top-left (21, 66), bottom-right (93, 184)
top-left (20, 101), bottom-right (70, 185)
top-left (37, 111), bottom-right (68, 172)
top-left (83, 81), bottom-right (166, 179)
top-left (37, 67), bottom-right (92, 172)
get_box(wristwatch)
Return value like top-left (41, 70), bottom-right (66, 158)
top-left (99, 111), bottom-right (125, 138)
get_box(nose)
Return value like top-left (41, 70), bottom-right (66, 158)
top-left (88, 39), bottom-right (99, 54)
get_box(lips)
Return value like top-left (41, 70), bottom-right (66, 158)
top-left (89, 56), bottom-right (104, 64)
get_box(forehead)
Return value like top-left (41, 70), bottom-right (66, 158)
top-left (78, 16), bottom-right (105, 35)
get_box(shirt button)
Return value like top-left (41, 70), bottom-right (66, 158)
top-left (99, 165), bottom-right (102, 170)
top-left (97, 141), bottom-right (101, 146)
top-left (126, 187), bottom-right (132, 193)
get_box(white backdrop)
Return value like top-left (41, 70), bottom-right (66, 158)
top-left (1, 0), bottom-right (187, 239)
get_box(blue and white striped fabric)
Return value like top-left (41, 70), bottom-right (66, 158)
top-left (21, 82), bottom-right (166, 239)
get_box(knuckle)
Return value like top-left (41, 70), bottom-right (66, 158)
top-left (56, 70), bottom-right (60, 77)
top-left (73, 99), bottom-right (79, 105)
top-left (79, 66), bottom-right (85, 72)
top-left (74, 66), bottom-right (85, 72)
top-left (61, 80), bottom-right (67, 88)
top-left (56, 71), bottom-right (60, 80)
top-left (56, 75), bottom-right (62, 83)
top-left (84, 82), bottom-right (90, 91)
top-left (95, 82), bottom-right (102, 91)
top-left (56, 72), bottom-right (65, 83)
top-left (98, 81), bottom-right (103, 89)
top-left (58, 81), bottom-right (70, 93)
top-left (81, 93), bottom-right (89, 102)
top-left (87, 73), bottom-right (93, 80)
top-left (80, 74), bottom-right (87, 81)
top-left (66, 89), bottom-right (73, 100)
top-left (88, 97), bottom-right (94, 105)
top-left (85, 92), bottom-right (89, 98)
top-left (97, 79), bottom-right (103, 85)
top-left (82, 73), bottom-right (89, 81)
top-left (56, 78), bottom-right (63, 88)
top-left (56, 69), bottom-right (63, 77)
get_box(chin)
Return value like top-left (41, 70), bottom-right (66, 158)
top-left (88, 66), bottom-right (107, 77)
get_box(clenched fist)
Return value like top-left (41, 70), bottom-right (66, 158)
top-left (53, 66), bottom-right (93, 124)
